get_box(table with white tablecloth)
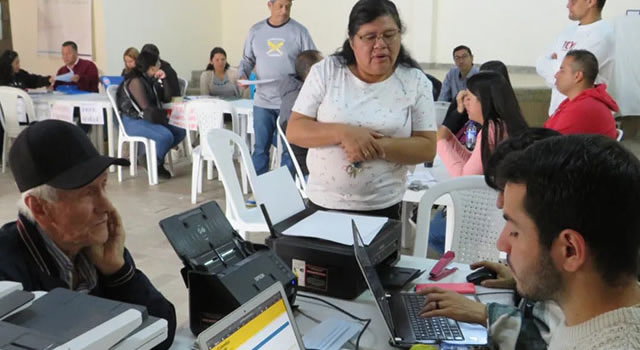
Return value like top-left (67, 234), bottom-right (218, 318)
top-left (28, 92), bottom-right (115, 167)
top-left (169, 254), bottom-right (513, 350)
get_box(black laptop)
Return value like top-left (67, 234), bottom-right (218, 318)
top-left (352, 220), bottom-right (488, 347)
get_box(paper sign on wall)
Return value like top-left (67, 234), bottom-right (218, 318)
top-left (79, 103), bottom-right (103, 125)
top-left (50, 103), bottom-right (74, 123)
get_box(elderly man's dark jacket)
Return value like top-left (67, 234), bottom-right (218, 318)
top-left (0, 214), bottom-right (176, 349)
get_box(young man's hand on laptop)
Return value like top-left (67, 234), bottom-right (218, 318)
top-left (417, 287), bottom-right (487, 327)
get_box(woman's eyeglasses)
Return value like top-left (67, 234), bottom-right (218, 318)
top-left (357, 30), bottom-right (400, 46)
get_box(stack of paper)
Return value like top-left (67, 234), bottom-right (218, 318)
top-left (282, 211), bottom-right (387, 246)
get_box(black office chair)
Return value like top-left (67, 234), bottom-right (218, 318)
top-left (425, 73), bottom-right (442, 101)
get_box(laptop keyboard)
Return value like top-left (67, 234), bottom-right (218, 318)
top-left (403, 294), bottom-right (464, 341)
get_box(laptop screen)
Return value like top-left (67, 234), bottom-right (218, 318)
top-left (352, 221), bottom-right (396, 336)
top-left (202, 285), bottom-right (303, 350)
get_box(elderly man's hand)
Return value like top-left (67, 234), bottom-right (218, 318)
top-left (70, 74), bottom-right (80, 83)
top-left (86, 207), bottom-right (126, 276)
top-left (417, 287), bottom-right (487, 326)
top-left (339, 125), bottom-right (385, 163)
top-left (470, 261), bottom-right (516, 289)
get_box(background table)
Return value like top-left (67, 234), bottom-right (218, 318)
top-left (30, 92), bottom-right (115, 166)
top-left (169, 255), bottom-right (513, 350)
top-left (401, 157), bottom-right (452, 249)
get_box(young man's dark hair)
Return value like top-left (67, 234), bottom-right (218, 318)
top-left (566, 49), bottom-right (599, 86)
top-left (484, 127), bottom-right (561, 191)
top-left (497, 134), bottom-right (640, 285)
top-left (452, 45), bottom-right (472, 57)
top-left (597, 0), bottom-right (606, 10)
top-left (62, 41), bottom-right (78, 52)
top-left (141, 43), bottom-right (160, 57)
top-left (294, 50), bottom-right (322, 81)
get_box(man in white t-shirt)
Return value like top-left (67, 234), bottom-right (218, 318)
top-left (536, 0), bottom-right (614, 116)
top-left (493, 135), bottom-right (640, 350)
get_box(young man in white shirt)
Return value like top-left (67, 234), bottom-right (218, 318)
top-left (536, 0), bottom-right (614, 116)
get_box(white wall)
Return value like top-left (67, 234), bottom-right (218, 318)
top-left (10, 0), bottom-right (639, 81)
top-left (102, 0), bottom-right (221, 79)
top-left (432, 0), bottom-right (638, 66)
top-left (9, 0), bottom-right (105, 78)
top-left (220, 0), bottom-right (640, 67)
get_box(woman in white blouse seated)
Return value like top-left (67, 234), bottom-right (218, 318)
top-left (287, 0), bottom-right (436, 219)
top-left (199, 47), bottom-right (248, 98)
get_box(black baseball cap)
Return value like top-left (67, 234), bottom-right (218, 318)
top-left (9, 120), bottom-right (130, 192)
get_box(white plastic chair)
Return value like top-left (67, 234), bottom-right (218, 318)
top-left (0, 87), bottom-right (36, 173)
top-left (616, 128), bottom-right (624, 142)
top-left (413, 175), bottom-right (505, 264)
top-left (177, 77), bottom-right (189, 97)
top-left (106, 85), bottom-right (172, 185)
top-left (190, 100), bottom-right (225, 204)
top-left (276, 116), bottom-right (307, 196)
top-left (204, 128), bottom-right (268, 238)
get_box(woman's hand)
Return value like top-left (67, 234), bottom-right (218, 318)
top-left (470, 260), bottom-right (516, 289)
top-left (437, 126), bottom-right (454, 142)
top-left (339, 125), bottom-right (385, 163)
top-left (456, 90), bottom-right (468, 114)
top-left (417, 287), bottom-right (488, 326)
top-left (154, 69), bottom-right (166, 80)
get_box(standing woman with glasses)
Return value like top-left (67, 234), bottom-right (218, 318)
top-left (287, 0), bottom-right (436, 220)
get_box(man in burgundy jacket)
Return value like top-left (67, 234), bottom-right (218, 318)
top-left (53, 41), bottom-right (99, 92)
top-left (544, 49), bottom-right (618, 139)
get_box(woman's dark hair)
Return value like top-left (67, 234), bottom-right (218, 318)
top-left (466, 71), bottom-right (529, 172)
top-left (206, 47), bottom-right (230, 72)
top-left (479, 60), bottom-right (511, 86)
top-left (333, 0), bottom-right (420, 70)
top-left (124, 51), bottom-right (159, 80)
top-left (0, 50), bottom-right (19, 84)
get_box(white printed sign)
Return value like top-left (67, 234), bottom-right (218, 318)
top-left (167, 103), bottom-right (187, 129)
top-left (79, 103), bottom-right (103, 125)
top-left (50, 103), bottom-right (74, 123)
top-left (16, 98), bottom-right (27, 123)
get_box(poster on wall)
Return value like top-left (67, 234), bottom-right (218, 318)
top-left (37, 0), bottom-right (93, 57)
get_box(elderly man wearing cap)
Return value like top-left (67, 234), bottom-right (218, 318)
top-left (0, 120), bottom-right (176, 349)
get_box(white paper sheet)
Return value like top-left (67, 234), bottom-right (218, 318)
top-left (54, 71), bottom-right (74, 82)
top-left (302, 317), bottom-right (361, 350)
top-left (79, 103), bottom-right (103, 125)
top-left (16, 98), bottom-right (27, 123)
top-left (50, 103), bottom-right (74, 123)
top-left (282, 211), bottom-right (387, 246)
top-left (237, 79), bottom-right (276, 86)
top-left (406, 164), bottom-right (437, 189)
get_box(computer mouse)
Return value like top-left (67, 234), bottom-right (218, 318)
top-left (466, 267), bottom-right (497, 285)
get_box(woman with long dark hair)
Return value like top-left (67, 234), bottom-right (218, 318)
top-left (0, 50), bottom-right (53, 89)
top-left (116, 51), bottom-right (185, 179)
top-left (286, 0), bottom-right (437, 220)
top-left (437, 71), bottom-right (529, 176)
top-left (441, 60), bottom-right (512, 146)
top-left (199, 47), bottom-right (246, 98)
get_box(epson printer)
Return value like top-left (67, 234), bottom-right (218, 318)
top-left (256, 167), bottom-right (417, 300)
top-left (159, 201), bottom-right (297, 335)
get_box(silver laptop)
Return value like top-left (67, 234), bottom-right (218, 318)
top-left (352, 220), bottom-right (487, 347)
top-left (197, 282), bottom-right (304, 350)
